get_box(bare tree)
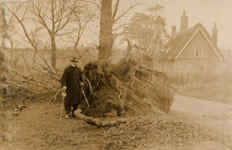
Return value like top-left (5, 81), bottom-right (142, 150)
top-left (4, 2), bottom-right (52, 71)
top-left (28, 0), bottom-right (80, 70)
top-left (5, 0), bottom-right (92, 70)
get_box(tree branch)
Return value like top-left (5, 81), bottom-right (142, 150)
top-left (112, 23), bottom-right (128, 32)
top-left (83, 0), bottom-right (101, 10)
top-left (113, 1), bottom-right (142, 23)
top-left (31, 0), bottom-right (51, 33)
top-left (112, 0), bottom-right (120, 21)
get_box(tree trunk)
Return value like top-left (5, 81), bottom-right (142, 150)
top-left (98, 0), bottom-right (113, 60)
top-left (50, 34), bottom-right (56, 70)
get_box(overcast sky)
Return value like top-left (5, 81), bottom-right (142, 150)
top-left (128, 0), bottom-right (232, 50)
top-left (1, 0), bottom-right (232, 50)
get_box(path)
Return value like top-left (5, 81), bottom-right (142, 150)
top-left (171, 95), bottom-right (232, 136)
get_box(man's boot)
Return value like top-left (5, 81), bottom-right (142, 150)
top-left (65, 113), bottom-right (71, 119)
top-left (71, 110), bottom-right (76, 118)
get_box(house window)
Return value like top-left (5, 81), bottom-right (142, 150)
top-left (199, 67), bottom-right (205, 72)
top-left (194, 48), bottom-right (203, 57)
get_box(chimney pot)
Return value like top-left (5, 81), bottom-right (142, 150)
top-left (212, 23), bottom-right (217, 45)
top-left (180, 10), bottom-right (188, 31)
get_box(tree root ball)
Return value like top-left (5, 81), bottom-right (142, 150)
top-left (80, 58), bottom-right (174, 117)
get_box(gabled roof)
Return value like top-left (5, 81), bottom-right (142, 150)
top-left (165, 23), bottom-right (226, 62)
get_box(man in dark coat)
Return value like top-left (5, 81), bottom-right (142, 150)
top-left (61, 57), bottom-right (83, 119)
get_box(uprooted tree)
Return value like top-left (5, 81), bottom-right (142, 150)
top-left (81, 10), bottom-right (174, 116)
top-left (75, 8), bottom-right (175, 124)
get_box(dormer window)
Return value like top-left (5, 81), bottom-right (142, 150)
top-left (194, 48), bottom-right (203, 57)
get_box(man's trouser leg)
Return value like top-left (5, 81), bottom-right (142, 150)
top-left (64, 105), bottom-right (71, 114)
top-left (64, 99), bottom-right (71, 117)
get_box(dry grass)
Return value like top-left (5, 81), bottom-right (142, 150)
top-left (176, 68), bottom-right (232, 103)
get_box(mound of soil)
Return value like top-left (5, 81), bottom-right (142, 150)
top-left (104, 116), bottom-right (225, 149)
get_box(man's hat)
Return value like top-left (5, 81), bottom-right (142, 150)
top-left (70, 57), bottom-right (78, 62)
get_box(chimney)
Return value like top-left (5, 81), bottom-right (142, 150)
top-left (172, 26), bottom-right (176, 37)
top-left (180, 10), bottom-right (188, 31)
top-left (212, 23), bottom-right (217, 45)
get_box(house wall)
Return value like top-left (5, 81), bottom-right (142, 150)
top-left (176, 58), bottom-right (223, 82)
top-left (166, 30), bottom-right (223, 81)
top-left (165, 60), bottom-right (175, 75)
top-left (174, 59), bottom-right (221, 74)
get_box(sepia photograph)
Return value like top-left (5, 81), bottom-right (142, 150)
top-left (0, 0), bottom-right (231, 149)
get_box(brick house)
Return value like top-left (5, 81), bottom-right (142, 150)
top-left (160, 11), bottom-right (226, 81)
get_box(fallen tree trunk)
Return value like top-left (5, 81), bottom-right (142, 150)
top-left (76, 111), bottom-right (127, 128)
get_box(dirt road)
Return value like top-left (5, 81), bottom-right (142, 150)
top-left (141, 96), bottom-right (232, 150)
top-left (171, 95), bottom-right (232, 136)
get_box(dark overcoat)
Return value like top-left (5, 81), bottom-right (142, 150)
top-left (61, 66), bottom-right (83, 105)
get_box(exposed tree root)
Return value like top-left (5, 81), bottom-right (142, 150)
top-left (76, 111), bottom-right (127, 128)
